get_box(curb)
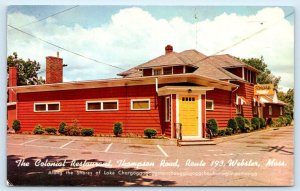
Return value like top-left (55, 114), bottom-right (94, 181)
top-left (7, 134), bottom-right (177, 146)
top-left (213, 125), bottom-right (293, 144)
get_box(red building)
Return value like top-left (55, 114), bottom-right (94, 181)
top-left (7, 45), bottom-right (285, 140)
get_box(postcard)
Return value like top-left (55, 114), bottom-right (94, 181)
top-left (6, 5), bottom-right (294, 186)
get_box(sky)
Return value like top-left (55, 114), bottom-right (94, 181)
top-left (6, 5), bottom-right (294, 92)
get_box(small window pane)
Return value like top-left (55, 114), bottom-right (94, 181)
top-left (132, 100), bottom-right (150, 110)
top-left (163, 67), bottom-right (172, 75)
top-left (48, 104), bottom-right (59, 111)
top-left (103, 102), bottom-right (118, 110)
top-left (35, 104), bottom-right (46, 111)
top-left (206, 101), bottom-right (213, 110)
top-left (88, 102), bottom-right (101, 110)
top-left (153, 69), bottom-right (161, 75)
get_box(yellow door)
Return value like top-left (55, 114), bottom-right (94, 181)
top-left (179, 95), bottom-right (198, 136)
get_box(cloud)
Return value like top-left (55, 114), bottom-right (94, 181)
top-left (7, 7), bottom-right (294, 91)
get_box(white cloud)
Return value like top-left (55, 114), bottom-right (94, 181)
top-left (7, 7), bottom-right (294, 91)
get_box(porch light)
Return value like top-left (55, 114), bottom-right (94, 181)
top-left (188, 89), bottom-right (192, 93)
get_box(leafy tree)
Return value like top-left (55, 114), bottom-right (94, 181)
top-left (278, 88), bottom-right (294, 117)
top-left (7, 52), bottom-right (45, 86)
top-left (238, 56), bottom-right (281, 89)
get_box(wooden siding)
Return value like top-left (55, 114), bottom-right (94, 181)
top-left (206, 89), bottom-right (236, 129)
top-left (7, 105), bottom-right (16, 128)
top-left (17, 85), bottom-right (164, 135)
top-left (263, 104), bottom-right (284, 118)
top-left (226, 67), bottom-right (243, 78)
top-left (236, 83), bottom-right (254, 119)
top-left (143, 69), bottom-right (152, 76)
top-left (173, 66), bottom-right (183, 74)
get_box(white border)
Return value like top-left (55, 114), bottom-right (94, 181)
top-left (165, 96), bottom-right (170, 122)
top-left (130, 98), bottom-right (151, 110)
top-left (34, 102), bottom-right (60, 112)
top-left (86, 100), bottom-right (119, 111)
top-left (206, 99), bottom-right (214, 111)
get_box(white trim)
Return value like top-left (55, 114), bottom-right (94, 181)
top-left (183, 65), bottom-right (186, 73)
top-left (170, 94), bottom-right (174, 139)
top-left (269, 105), bottom-right (272, 115)
top-left (280, 106), bottom-right (283, 116)
top-left (205, 99), bottom-right (214, 111)
top-left (165, 96), bottom-right (171, 122)
top-left (176, 94), bottom-right (179, 124)
top-left (242, 67), bottom-right (245, 80)
top-left (86, 100), bottom-right (119, 111)
top-left (34, 102), bottom-right (60, 112)
top-left (130, 99), bottom-right (151, 110)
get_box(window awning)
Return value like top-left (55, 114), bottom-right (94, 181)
top-left (236, 95), bottom-right (247, 105)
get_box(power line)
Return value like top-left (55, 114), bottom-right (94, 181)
top-left (8, 6), bottom-right (79, 32)
top-left (8, 24), bottom-right (125, 71)
top-left (212, 11), bottom-right (294, 55)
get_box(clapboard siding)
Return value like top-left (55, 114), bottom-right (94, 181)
top-left (17, 85), bottom-right (163, 135)
top-left (236, 83), bottom-right (254, 119)
top-left (206, 89), bottom-right (235, 129)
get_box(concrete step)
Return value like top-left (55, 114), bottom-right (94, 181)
top-left (177, 139), bottom-right (216, 146)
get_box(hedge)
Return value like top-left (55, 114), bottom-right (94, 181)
top-left (207, 118), bottom-right (218, 136)
top-left (227, 119), bottom-right (238, 134)
top-left (144, 128), bottom-right (157, 138)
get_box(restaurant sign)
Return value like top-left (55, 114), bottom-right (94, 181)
top-left (254, 84), bottom-right (274, 95)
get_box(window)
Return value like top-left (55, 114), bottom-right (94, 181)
top-left (236, 105), bottom-right (242, 114)
top-left (253, 105), bottom-right (258, 115)
top-left (269, 105), bottom-right (272, 115)
top-left (34, 102), bottom-right (60, 112)
top-left (165, 97), bottom-right (171, 122)
top-left (206, 100), bottom-right (214, 111)
top-left (86, 100), bottom-right (118, 111)
top-left (153, 68), bottom-right (162, 75)
top-left (163, 67), bottom-right (172, 75)
top-left (131, 99), bottom-right (150, 110)
top-left (280, 106), bottom-right (283, 116)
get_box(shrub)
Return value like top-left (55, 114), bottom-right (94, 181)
top-left (45, 127), bottom-right (57, 135)
top-left (65, 120), bottom-right (81, 136)
top-left (113, 122), bottom-right (123, 137)
top-left (251, 117), bottom-right (260, 130)
top-left (259, 118), bottom-right (266, 129)
top-left (218, 129), bottom-right (226, 136)
top-left (227, 119), bottom-right (238, 134)
top-left (33, 124), bottom-right (45, 134)
top-left (235, 116), bottom-right (245, 133)
top-left (81, 128), bottom-right (94, 136)
top-left (12, 120), bottom-right (21, 132)
top-left (144, 128), bottom-right (157, 138)
top-left (59, 122), bottom-right (67, 135)
top-left (225, 128), bottom-right (233, 135)
top-left (285, 115), bottom-right (292, 126)
top-left (207, 118), bottom-right (218, 136)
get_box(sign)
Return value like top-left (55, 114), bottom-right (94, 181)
top-left (254, 84), bottom-right (274, 95)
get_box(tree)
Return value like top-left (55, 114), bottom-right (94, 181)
top-left (238, 56), bottom-right (281, 90)
top-left (7, 52), bottom-right (45, 86)
top-left (278, 88), bottom-right (294, 117)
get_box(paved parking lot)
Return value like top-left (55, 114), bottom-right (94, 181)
top-left (7, 126), bottom-right (294, 186)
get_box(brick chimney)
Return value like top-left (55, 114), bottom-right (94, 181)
top-left (46, 52), bottom-right (63, 84)
top-left (165, 45), bottom-right (173, 55)
top-left (8, 67), bottom-right (17, 102)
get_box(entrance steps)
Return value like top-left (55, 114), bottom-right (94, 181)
top-left (177, 139), bottom-right (216, 146)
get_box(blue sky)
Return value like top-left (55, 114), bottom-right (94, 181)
top-left (7, 6), bottom-right (294, 91)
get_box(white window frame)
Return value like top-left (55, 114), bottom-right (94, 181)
top-left (86, 100), bottom-right (119, 111)
top-left (165, 97), bottom-right (171, 122)
top-left (269, 105), bottom-right (272, 115)
top-left (34, 102), bottom-right (60, 112)
top-left (280, 106), bottom-right (283, 115)
top-left (236, 105), bottom-right (242, 114)
top-left (206, 100), bottom-right (214, 111)
top-left (152, 68), bottom-right (162, 76)
top-left (131, 99), bottom-right (151, 111)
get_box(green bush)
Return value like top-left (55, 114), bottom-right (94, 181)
top-left (113, 122), bottom-right (123, 137)
top-left (33, 124), bottom-right (44, 134)
top-left (259, 118), bottom-right (266, 128)
top-left (235, 116), bottom-right (245, 132)
top-left (244, 118), bottom-right (251, 127)
top-left (59, 122), bottom-right (67, 135)
top-left (207, 118), bottom-right (218, 136)
top-left (285, 115), bottom-right (292, 126)
top-left (12, 120), bottom-right (21, 132)
top-left (251, 117), bottom-right (260, 130)
top-left (227, 119), bottom-right (238, 134)
top-left (218, 129), bottom-right (226, 136)
top-left (144, 128), bottom-right (157, 138)
top-left (65, 120), bottom-right (81, 136)
top-left (225, 128), bottom-right (233, 135)
top-left (81, 128), bottom-right (94, 136)
top-left (45, 127), bottom-right (57, 135)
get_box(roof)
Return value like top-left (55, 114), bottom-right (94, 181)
top-left (9, 73), bottom-right (238, 93)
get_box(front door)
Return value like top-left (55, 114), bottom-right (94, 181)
top-left (179, 95), bottom-right (199, 136)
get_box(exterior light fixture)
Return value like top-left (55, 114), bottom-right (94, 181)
top-left (188, 89), bottom-right (192, 93)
